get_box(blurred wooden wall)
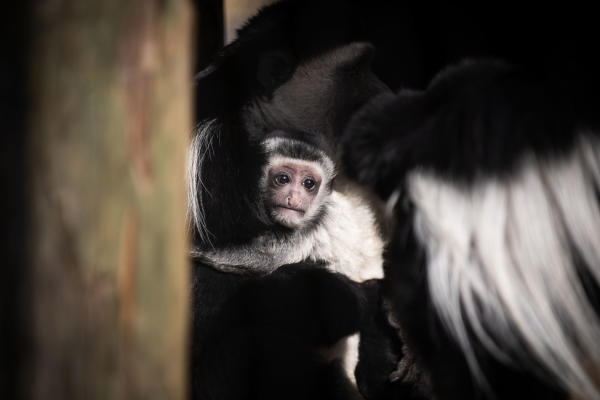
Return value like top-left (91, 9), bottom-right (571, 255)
top-left (1, 1), bottom-right (193, 399)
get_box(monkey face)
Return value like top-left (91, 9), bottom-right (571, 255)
top-left (267, 161), bottom-right (323, 228)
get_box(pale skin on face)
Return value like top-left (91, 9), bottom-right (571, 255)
top-left (268, 161), bottom-right (322, 228)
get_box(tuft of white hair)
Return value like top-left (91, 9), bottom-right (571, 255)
top-left (408, 134), bottom-right (600, 399)
top-left (187, 119), bottom-right (219, 248)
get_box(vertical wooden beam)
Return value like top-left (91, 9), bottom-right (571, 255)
top-left (27, 1), bottom-right (191, 398)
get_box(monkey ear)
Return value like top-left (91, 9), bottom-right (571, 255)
top-left (257, 50), bottom-right (294, 91)
top-left (330, 42), bottom-right (376, 75)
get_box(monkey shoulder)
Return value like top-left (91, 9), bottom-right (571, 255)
top-left (307, 188), bottom-right (385, 282)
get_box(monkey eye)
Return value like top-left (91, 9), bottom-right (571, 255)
top-left (302, 178), bottom-right (316, 191)
top-left (274, 174), bottom-right (290, 186)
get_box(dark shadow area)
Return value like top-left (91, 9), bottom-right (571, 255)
top-left (0, 3), bottom-right (31, 400)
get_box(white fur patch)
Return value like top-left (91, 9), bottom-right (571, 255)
top-left (314, 190), bottom-right (384, 281)
top-left (187, 119), bottom-right (219, 247)
top-left (343, 333), bottom-right (361, 385)
top-left (262, 137), bottom-right (336, 180)
top-left (319, 333), bottom-right (361, 387)
top-left (407, 134), bottom-right (600, 398)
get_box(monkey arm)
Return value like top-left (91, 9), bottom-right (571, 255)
top-left (191, 260), bottom-right (366, 400)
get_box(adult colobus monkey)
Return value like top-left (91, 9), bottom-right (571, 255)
top-left (188, 4), bottom-right (400, 396)
top-left (342, 59), bottom-right (600, 399)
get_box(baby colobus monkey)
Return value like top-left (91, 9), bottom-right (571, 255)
top-left (190, 132), bottom-right (385, 389)
top-left (192, 133), bottom-right (384, 283)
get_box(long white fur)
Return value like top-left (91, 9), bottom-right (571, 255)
top-left (187, 119), bottom-right (219, 248)
top-left (408, 134), bottom-right (600, 398)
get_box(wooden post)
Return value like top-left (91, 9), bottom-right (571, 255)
top-left (27, 1), bottom-right (191, 398)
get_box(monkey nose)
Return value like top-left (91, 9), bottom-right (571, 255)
top-left (287, 196), bottom-right (300, 208)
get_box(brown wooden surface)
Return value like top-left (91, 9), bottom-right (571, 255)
top-left (27, 1), bottom-right (191, 398)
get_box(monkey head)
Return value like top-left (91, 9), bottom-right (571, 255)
top-left (261, 135), bottom-right (335, 229)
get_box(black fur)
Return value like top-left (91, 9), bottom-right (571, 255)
top-left (191, 262), bottom-right (366, 400)
top-left (263, 131), bottom-right (332, 164)
top-left (193, 40), bottom-right (387, 249)
top-left (342, 59), bottom-right (600, 399)
top-left (343, 59), bottom-right (600, 196)
top-left (192, 2), bottom-right (600, 399)
top-left (190, 3), bottom-right (395, 399)
top-left (355, 279), bottom-right (430, 400)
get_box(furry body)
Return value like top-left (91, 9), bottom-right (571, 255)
top-left (191, 128), bottom-right (384, 282)
top-left (194, 187), bottom-right (383, 281)
top-left (190, 1), bottom-right (600, 398)
top-left (343, 59), bottom-right (600, 399)
top-left (190, 261), bottom-right (367, 400)
top-left (189, 13), bottom-right (395, 397)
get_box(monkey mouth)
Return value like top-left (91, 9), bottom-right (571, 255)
top-left (274, 205), bottom-right (305, 215)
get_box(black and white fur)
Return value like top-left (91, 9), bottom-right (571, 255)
top-left (188, 14), bottom-right (399, 396)
top-left (189, 1), bottom-right (600, 398)
top-left (188, 129), bottom-right (386, 392)
top-left (189, 132), bottom-right (384, 282)
top-left (343, 59), bottom-right (600, 399)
